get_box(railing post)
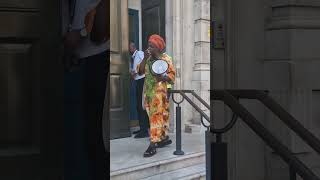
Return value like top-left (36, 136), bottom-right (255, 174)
top-left (206, 130), bottom-right (214, 180)
top-left (211, 133), bottom-right (228, 180)
top-left (290, 166), bottom-right (297, 180)
top-left (174, 104), bottom-right (184, 155)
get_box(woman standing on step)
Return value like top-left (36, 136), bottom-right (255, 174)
top-left (137, 34), bottom-right (176, 157)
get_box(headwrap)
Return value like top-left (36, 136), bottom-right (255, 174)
top-left (148, 34), bottom-right (166, 52)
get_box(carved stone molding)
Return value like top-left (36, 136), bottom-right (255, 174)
top-left (267, 1), bottom-right (320, 29)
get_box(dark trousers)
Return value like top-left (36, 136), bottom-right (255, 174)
top-left (136, 78), bottom-right (149, 132)
top-left (64, 51), bottom-right (108, 180)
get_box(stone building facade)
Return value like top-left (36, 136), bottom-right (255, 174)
top-left (212, 0), bottom-right (320, 179)
top-left (128, 0), bottom-right (211, 133)
top-left (126, 0), bottom-right (320, 179)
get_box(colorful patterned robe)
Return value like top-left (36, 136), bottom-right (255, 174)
top-left (139, 53), bottom-right (176, 143)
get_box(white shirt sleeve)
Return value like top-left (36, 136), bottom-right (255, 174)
top-left (71, 0), bottom-right (101, 30)
top-left (133, 51), bottom-right (144, 73)
top-left (136, 51), bottom-right (144, 64)
top-left (129, 59), bottom-right (134, 72)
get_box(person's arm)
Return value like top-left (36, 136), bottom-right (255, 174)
top-left (137, 50), bottom-right (150, 75)
top-left (65, 0), bottom-right (99, 51)
top-left (134, 51), bottom-right (144, 73)
top-left (90, 0), bottom-right (107, 43)
top-left (129, 59), bottom-right (132, 72)
top-left (71, 0), bottom-right (100, 30)
top-left (165, 57), bottom-right (176, 84)
top-left (131, 51), bottom-right (143, 78)
top-left (129, 57), bottom-right (136, 79)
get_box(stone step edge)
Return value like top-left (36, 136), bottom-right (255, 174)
top-left (179, 171), bottom-right (206, 180)
top-left (140, 163), bottom-right (206, 180)
top-left (110, 151), bottom-right (205, 177)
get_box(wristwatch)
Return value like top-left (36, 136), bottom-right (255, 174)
top-left (68, 25), bottom-right (88, 38)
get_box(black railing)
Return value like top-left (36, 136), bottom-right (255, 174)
top-left (171, 90), bottom-right (210, 127)
top-left (169, 90), bottom-right (211, 156)
top-left (169, 89), bottom-right (320, 180)
top-left (222, 89), bottom-right (320, 155)
top-left (212, 90), bottom-right (320, 180)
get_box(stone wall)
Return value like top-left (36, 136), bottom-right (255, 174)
top-left (264, 0), bottom-right (320, 179)
top-left (165, 0), bottom-right (211, 133)
top-left (212, 0), bottom-right (320, 179)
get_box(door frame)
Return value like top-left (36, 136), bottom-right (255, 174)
top-left (128, 8), bottom-right (140, 128)
top-left (110, 0), bottom-right (131, 139)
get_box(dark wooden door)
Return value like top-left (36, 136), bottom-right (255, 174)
top-left (141, 0), bottom-right (165, 50)
top-left (110, 0), bottom-right (131, 139)
top-left (0, 0), bottom-right (62, 179)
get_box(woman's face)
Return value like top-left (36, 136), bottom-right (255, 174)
top-left (148, 42), bottom-right (160, 57)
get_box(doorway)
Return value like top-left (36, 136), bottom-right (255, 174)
top-left (128, 8), bottom-right (140, 128)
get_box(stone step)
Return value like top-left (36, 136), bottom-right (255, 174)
top-left (110, 152), bottom-right (205, 180)
top-left (141, 163), bottom-right (206, 180)
top-left (185, 124), bottom-right (208, 134)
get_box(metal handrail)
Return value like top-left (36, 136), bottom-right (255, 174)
top-left (169, 90), bottom-right (210, 108)
top-left (169, 89), bottom-right (320, 179)
top-left (170, 90), bottom-right (240, 134)
top-left (169, 89), bottom-right (211, 156)
top-left (169, 90), bottom-right (210, 127)
top-left (211, 90), bottom-right (320, 180)
top-left (178, 92), bottom-right (210, 127)
top-left (169, 90), bottom-right (210, 109)
top-left (212, 89), bottom-right (320, 155)
top-left (190, 91), bottom-right (210, 109)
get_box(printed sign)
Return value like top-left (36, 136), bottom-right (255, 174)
top-left (211, 20), bottom-right (225, 49)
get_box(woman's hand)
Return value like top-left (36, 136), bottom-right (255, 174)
top-left (155, 74), bottom-right (167, 82)
top-left (138, 49), bottom-right (150, 75)
top-left (131, 71), bottom-right (137, 80)
top-left (144, 49), bottom-right (151, 60)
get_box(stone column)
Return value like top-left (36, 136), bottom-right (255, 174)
top-left (186, 0), bottom-right (211, 133)
top-left (172, 0), bottom-right (182, 92)
top-left (180, 0), bottom-right (195, 130)
top-left (264, 0), bottom-right (320, 179)
top-left (165, 0), bottom-right (175, 133)
top-left (166, 0), bottom-right (196, 133)
top-left (166, 0), bottom-right (184, 133)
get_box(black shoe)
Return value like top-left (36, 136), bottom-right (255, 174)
top-left (143, 143), bottom-right (157, 158)
top-left (155, 136), bottom-right (172, 148)
top-left (134, 131), bottom-right (149, 138)
top-left (132, 130), bottom-right (140, 134)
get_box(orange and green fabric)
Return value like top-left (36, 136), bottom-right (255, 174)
top-left (142, 53), bottom-right (175, 143)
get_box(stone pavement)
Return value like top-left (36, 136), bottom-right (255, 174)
top-left (110, 133), bottom-right (205, 179)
